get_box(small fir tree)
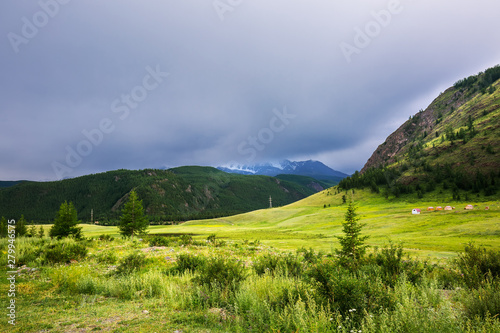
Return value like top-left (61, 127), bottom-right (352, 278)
top-left (16, 215), bottom-right (27, 237)
top-left (0, 217), bottom-right (7, 238)
top-left (38, 225), bottom-right (45, 238)
top-left (49, 201), bottom-right (82, 239)
top-left (118, 190), bottom-right (149, 239)
top-left (27, 221), bottom-right (37, 237)
top-left (336, 199), bottom-right (369, 269)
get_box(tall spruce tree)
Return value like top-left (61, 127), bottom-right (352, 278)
top-left (118, 190), bottom-right (149, 239)
top-left (49, 201), bottom-right (82, 239)
top-left (336, 199), bottom-right (369, 269)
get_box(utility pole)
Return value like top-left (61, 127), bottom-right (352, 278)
top-left (91, 209), bottom-right (93, 224)
top-left (269, 195), bottom-right (272, 209)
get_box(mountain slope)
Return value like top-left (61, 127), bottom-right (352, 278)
top-left (363, 65), bottom-right (500, 175)
top-left (0, 167), bottom-right (319, 223)
top-left (218, 159), bottom-right (348, 184)
top-left (342, 65), bottom-right (500, 198)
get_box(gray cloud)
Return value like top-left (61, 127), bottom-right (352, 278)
top-left (1, 0), bottom-right (499, 180)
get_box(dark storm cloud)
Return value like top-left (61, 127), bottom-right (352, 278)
top-left (1, 0), bottom-right (499, 180)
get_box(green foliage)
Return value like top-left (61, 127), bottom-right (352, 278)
top-left (461, 279), bottom-right (500, 320)
top-left (193, 256), bottom-right (246, 292)
top-left (118, 190), bottom-right (149, 239)
top-left (305, 259), bottom-right (394, 318)
top-left (335, 200), bottom-right (369, 269)
top-left (253, 252), bottom-right (303, 278)
top-left (175, 253), bottom-right (207, 274)
top-left (455, 242), bottom-right (500, 288)
top-left (93, 250), bottom-right (117, 264)
top-left (49, 201), bottom-right (82, 239)
top-left (297, 247), bottom-right (323, 264)
top-left (179, 234), bottom-right (193, 245)
top-left (0, 168), bottom-right (320, 223)
top-left (16, 215), bottom-right (27, 237)
top-left (44, 241), bottom-right (88, 264)
top-left (0, 216), bottom-right (7, 238)
top-left (115, 251), bottom-right (147, 275)
top-left (149, 235), bottom-right (171, 247)
top-left (97, 234), bottom-right (114, 241)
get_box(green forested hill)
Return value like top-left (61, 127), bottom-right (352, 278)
top-left (0, 167), bottom-right (320, 223)
top-left (341, 65), bottom-right (500, 199)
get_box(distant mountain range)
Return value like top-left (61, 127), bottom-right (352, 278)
top-left (218, 160), bottom-right (348, 184)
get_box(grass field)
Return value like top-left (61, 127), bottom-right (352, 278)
top-left (84, 189), bottom-right (500, 260)
top-left (2, 188), bottom-right (499, 332)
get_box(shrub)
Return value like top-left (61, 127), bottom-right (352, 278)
top-left (194, 256), bottom-right (246, 292)
top-left (149, 236), bottom-right (171, 247)
top-left (305, 258), bottom-right (394, 318)
top-left (175, 253), bottom-right (207, 274)
top-left (94, 250), bottom-right (118, 264)
top-left (98, 234), bottom-right (114, 242)
top-left (115, 252), bottom-right (147, 275)
top-left (253, 252), bottom-right (303, 278)
top-left (297, 247), bottom-right (323, 264)
top-left (461, 279), bottom-right (500, 320)
top-left (44, 241), bottom-right (88, 264)
top-left (179, 234), bottom-right (193, 245)
top-left (455, 242), bottom-right (500, 288)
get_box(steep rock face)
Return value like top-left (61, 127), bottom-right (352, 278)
top-left (361, 84), bottom-right (480, 173)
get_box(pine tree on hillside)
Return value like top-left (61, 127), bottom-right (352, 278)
top-left (118, 190), bottom-right (149, 239)
top-left (49, 201), bottom-right (82, 239)
top-left (336, 199), bottom-right (369, 269)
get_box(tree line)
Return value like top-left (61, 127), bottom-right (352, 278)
top-left (1, 189), bottom-right (149, 239)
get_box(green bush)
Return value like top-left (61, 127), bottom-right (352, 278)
top-left (194, 256), bottom-right (246, 292)
top-left (371, 241), bottom-right (405, 286)
top-left (297, 247), bottom-right (323, 264)
top-left (179, 234), bottom-right (193, 245)
top-left (149, 235), bottom-right (171, 247)
top-left (455, 242), bottom-right (500, 288)
top-left (175, 253), bottom-right (207, 274)
top-left (44, 242), bottom-right (88, 264)
top-left (98, 234), bottom-right (114, 242)
top-left (305, 259), bottom-right (394, 318)
top-left (93, 250), bottom-right (118, 264)
top-left (115, 252), bottom-right (147, 275)
top-left (462, 279), bottom-right (500, 319)
top-left (253, 252), bottom-right (303, 278)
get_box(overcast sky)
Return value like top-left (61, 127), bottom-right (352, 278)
top-left (1, 0), bottom-right (499, 181)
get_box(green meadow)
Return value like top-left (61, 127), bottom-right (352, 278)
top-left (2, 189), bottom-right (500, 332)
top-left (85, 189), bottom-right (500, 260)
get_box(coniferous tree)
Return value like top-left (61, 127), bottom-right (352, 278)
top-left (38, 225), bottom-right (45, 238)
top-left (0, 217), bottom-right (7, 238)
top-left (27, 221), bottom-right (37, 237)
top-left (118, 190), bottom-right (149, 239)
top-left (16, 215), bottom-right (27, 237)
top-left (336, 200), bottom-right (369, 269)
top-left (49, 201), bottom-right (82, 239)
